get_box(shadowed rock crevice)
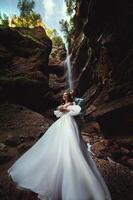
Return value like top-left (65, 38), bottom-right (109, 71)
top-left (0, 1), bottom-right (133, 200)
top-left (0, 27), bottom-right (60, 111)
top-left (68, 0), bottom-right (133, 137)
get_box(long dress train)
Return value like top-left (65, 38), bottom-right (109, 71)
top-left (7, 103), bottom-right (112, 200)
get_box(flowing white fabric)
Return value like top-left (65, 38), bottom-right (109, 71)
top-left (7, 104), bottom-right (111, 200)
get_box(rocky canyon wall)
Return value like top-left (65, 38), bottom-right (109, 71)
top-left (70, 0), bottom-right (133, 137)
top-left (0, 27), bottom-right (59, 112)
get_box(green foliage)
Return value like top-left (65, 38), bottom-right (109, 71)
top-left (18, 0), bottom-right (35, 17)
top-left (49, 74), bottom-right (57, 88)
top-left (52, 36), bottom-right (64, 47)
top-left (30, 12), bottom-right (41, 27)
top-left (65, 0), bottom-right (76, 16)
top-left (46, 28), bottom-right (64, 47)
top-left (46, 28), bottom-right (58, 38)
top-left (59, 20), bottom-right (69, 35)
top-left (0, 13), bottom-right (9, 28)
top-left (59, 19), bottom-right (70, 42)
top-left (11, 14), bottom-right (43, 28)
top-left (59, 18), bottom-right (75, 43)
top-left (11, 0), bottom-right (42, 28)
top-left (59, 0), bottom-right (77, 43)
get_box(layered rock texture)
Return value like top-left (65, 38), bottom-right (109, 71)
top-left (0, 27), bottom-right (59, 111)
top-left (0, 103), bottom-right (53, 200)
top-left (69, 0), bottom-right (133, 137)
top-left (0, 1), bottom-right (133, 199)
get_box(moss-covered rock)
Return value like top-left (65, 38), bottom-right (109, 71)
top-left (0, 27), bottom-right (59, 110)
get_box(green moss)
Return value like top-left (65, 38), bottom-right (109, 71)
top-left (17, 29), bottom-right (43, 46)
top-left (49, 74), bottom-right (57, 87)
top-left (0, 69), bottom-right (11, 77)
top-left (111, 80), bottom-right (121, 89)
top-left (24, 34), bottom-right (43, 45)
top-left (0, 75), bottom-right (37, 90)
top-left (0, 75), bottom-right (31, 82)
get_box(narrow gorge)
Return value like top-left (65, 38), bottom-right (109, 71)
top-left (0, 0), bottom-right (133, 200)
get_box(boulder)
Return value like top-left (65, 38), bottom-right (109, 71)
top-left (0, 27), bottom-right (56, 111)
top-left (91, 95), bottom-right (133, 137)
top-left (69, 0), bottom-right (133, 138)
top-left (0, 103), bottom-right (53, 199)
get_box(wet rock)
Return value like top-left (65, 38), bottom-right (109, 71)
top-left (121, 156), bottom-right (128, 162)
top-left (48, 64), bottom-right (65, 76)
top-left (86, 105), bottom-right (97, 115)
top-left (4, 136), bottom-right (24, 147)
top-left (0, 143), bottom-right (6, 151)
top-left (120, 147), bottom-right (130, 155)
top-left (92, 95), bottom-right (133, 137)
top-left (69, 0), bottom-right (133, 139)
top-left (0, 103), bottom-right (53, 200)
top-left (0, 155), bottom-right (12, 165)
top-left (127, 159), bottom-right (133, 169)
top-left (0, 182), bottom-right (9, 200)
top-left (92, 139), bottom-right (123, 160)
top-left (0, 27), bottom-right (55, 111)
top-left (17, 143), bottom-right (32, 154)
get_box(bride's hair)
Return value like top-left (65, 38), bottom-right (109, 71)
top-left (62, 90), bottom-right (74, 104)
top-left (66, 92), bottom-right (73, 102)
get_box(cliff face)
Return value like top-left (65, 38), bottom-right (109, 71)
top-left (0, 27), bottom-right (58, 111)
top-left (70, 0), bottom-right (133, 137)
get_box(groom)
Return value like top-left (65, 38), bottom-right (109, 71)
top-left (69, 90), bottom-right (88, 148)
top-left (69, 89), bottom-right (85, 130)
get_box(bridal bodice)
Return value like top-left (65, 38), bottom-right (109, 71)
top-left (54, 103), bottom-right (81, 118)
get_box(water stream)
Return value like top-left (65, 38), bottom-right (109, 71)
top-left (65, 47), bottom-right (73, 90)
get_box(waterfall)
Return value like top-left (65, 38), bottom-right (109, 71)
top-left (65, 47), bottom-right (73, 90)
top-left (63, 1), bottom-right (94, 91)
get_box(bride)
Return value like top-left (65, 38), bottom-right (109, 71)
top-left (7, 91), bottom-right (112, 200)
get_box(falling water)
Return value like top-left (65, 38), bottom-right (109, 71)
top-left (65, 47), bottom-right (73, 90)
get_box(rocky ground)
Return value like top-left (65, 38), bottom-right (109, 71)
top-left (82, 122), bottom-right (133, 200)
top-left (0, 104), bottom-right (133, 200)
top-left (0, 5), bottom-right (133, 198)
top-left (0, 103), bottom-right (53, 200)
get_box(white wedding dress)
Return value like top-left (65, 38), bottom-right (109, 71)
top-left (7, 103), bottom-right (111, 200)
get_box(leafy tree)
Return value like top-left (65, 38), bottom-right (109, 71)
top-left (18, 0), bottom-right (35, 17)
top-left (52, 36), bottom-right (64, 47)
top-left (59, 19), bottom-right (70, 41)
top-left (65, 0), bottom-right (76, 16)
top-left (59, 0), bottom-right (77, 43)
top-left (0, 13), bottom-right (9, 28)
top-left (11, 15), bottom-right (25, 27)
top-left (59, 18), bottom-right (75, 44)
top-left (46, 28), bottom-right (58, 38)
top-left (46, 28), bottom-right (64, 47)
top-left (11, 13), bottom-right (43, 28)
top-left (11, 0), bottom-right (42, 28)
top-left (30, 12), bottom-right (42, 27)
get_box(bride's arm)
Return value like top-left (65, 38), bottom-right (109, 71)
top-left (54, 104), bottom-right (67, 118)
top-left (59, 107), bottom-right (69, 112)
top-left (68, 105), bottom-right (81, 116)
top-left (58, 103), bottom-right (73, 113)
